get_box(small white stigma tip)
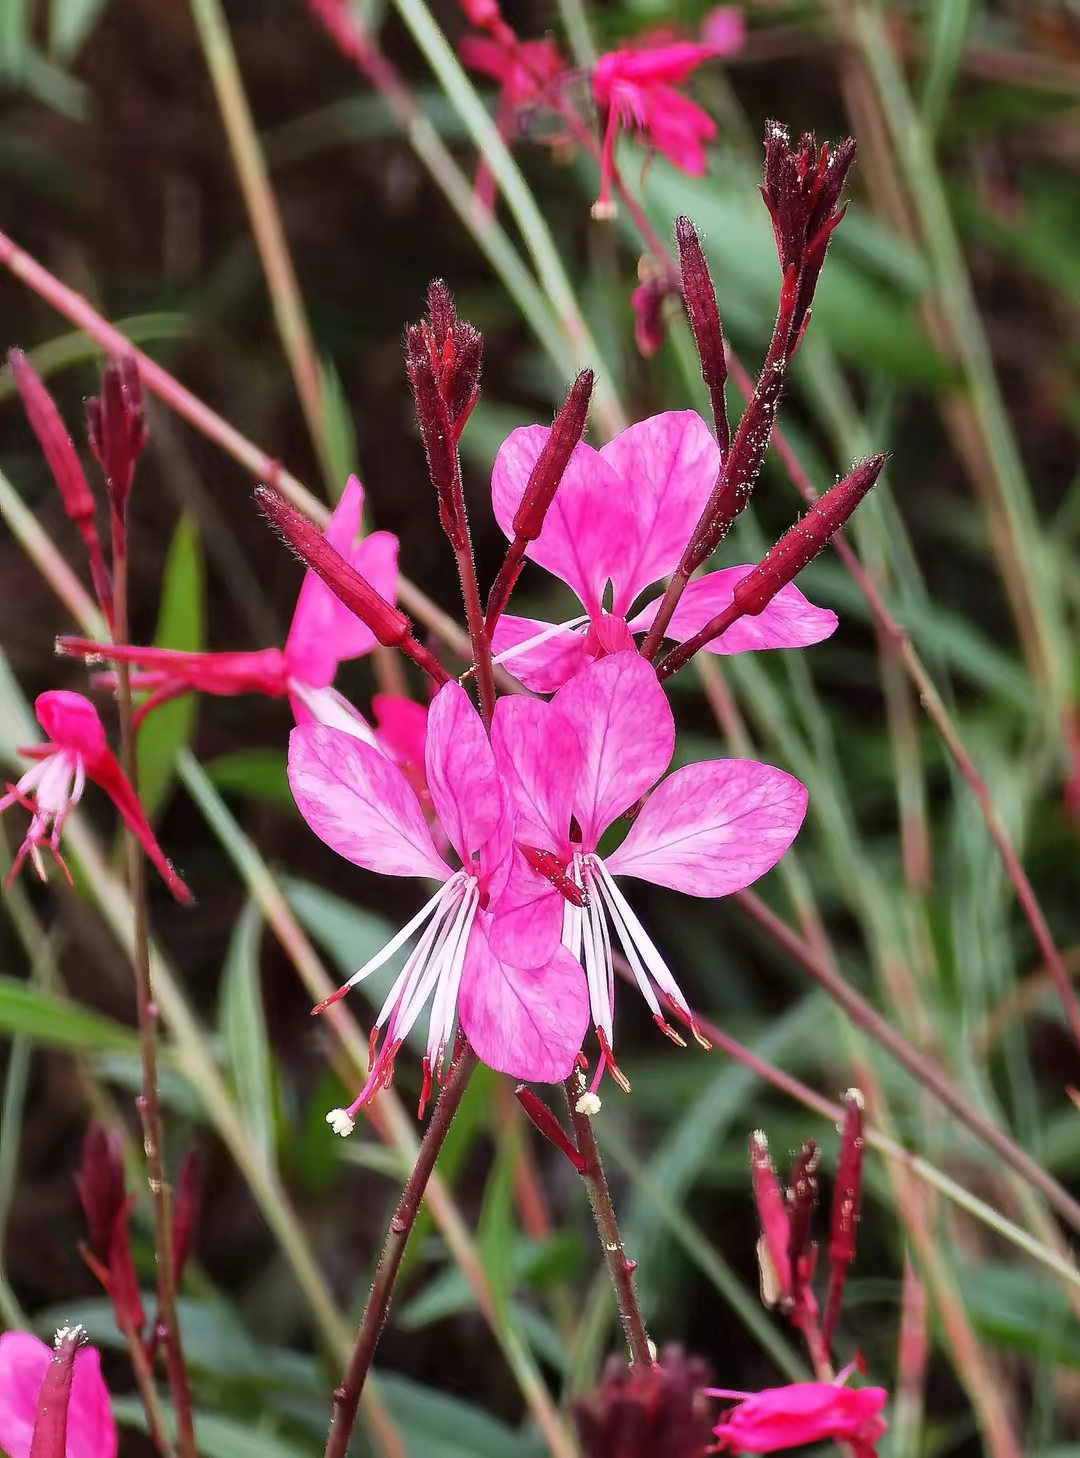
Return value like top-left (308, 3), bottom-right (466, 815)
top-left (590, 200), bottom-right (618, 222)
top-left (326, 1108), bottom-right (355, 1138)
top-left (843, 1087), bottom-right (865, 1108)
top-left (575, 1092), bottom-right (602, 1116)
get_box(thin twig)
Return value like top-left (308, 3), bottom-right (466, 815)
top-left (324, 1048), bottom-right (478, 1458)
top-left (564, 1069), bottom-right (654, 1371)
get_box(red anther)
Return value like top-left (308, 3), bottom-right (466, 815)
top-left (652, 1014), bottom-right (687, 1048)
top-left (749, 1129), bottom-right (792, 1306)
top-left (595, 1027), bottom-right (632, 1094)
top-left (311, 983), bottom-right (350, 1016)
top-left (576, 1050), bottom-right (590, 1071)
top-left (520, 844), bottom-right (588, 906)
top-left (732, 454), bottom-right (887, 619)
top-left (515, 1084), bottom-right (586, 1172)
top-left (675, 216), bottom-right (729, 455)
top-left (418, 1057), bottom-right (434, 1119)
top-left (368, 1025), bottom-right (380, 1070)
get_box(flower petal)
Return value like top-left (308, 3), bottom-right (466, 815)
top-left (629, 567), bottom-right (838, 653)
top-left (459, 924), bottom-right (588, 1081)
top-left (288, 723), bottom-right (447, 880)
top-left (491, 614), bottom-right (593, 694)
top-left (598, 411), bottom-right (720, 613)
top-left (553, 652), bottom-right (674, 846)
top-left (606, 760), bottom-right (807, 895)
top-left (491, 426), bottom-right (635, 615)
top-left (372, 694), bottom-right (429, 775)
top-left (0, 1334), bottom-right (117, 1458)
top-left (35, 691), bottom-right (108, 759)
top-left (487, 850), bottom-right (565, 968)
top-left (425, 681), bottom-right (504, 863)
top-left (492, 695), bottom-right (580, 851)
top-left (284, 476), bottom-right (399, 688)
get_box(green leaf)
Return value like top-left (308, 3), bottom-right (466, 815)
top-left (138, 515), bottom-right (204, 818)
top-left (115, 1399), bottom-right (318, 1458)
top-left (204, 748), bottom-right (293, 809)
top-left (956, 1264), bottom-right (1080, 1368)
top-left (49, 0), bottom-right (111, 62)
top-left (282, 878), bottom-right (402, 1020)
top-left (0, 977), bottom-right (138, 1055)
top-left (218, 899), bottom-right (275, 1166)
top-left (376, 1372), bottom-right (547, 1458)
top-left (319, 358), bottom-right (358, 501)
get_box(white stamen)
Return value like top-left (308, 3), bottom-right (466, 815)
top-left (593, 859), bottom-right (691, 1016)
top-left (492, 614), bottom-right (589, 667)
top-left (344, 883), bottom-right (448, 991)
top-left (326, 1108), bottom-right (355, 1137)
top-left (290, 681), bottom-right (378, 746)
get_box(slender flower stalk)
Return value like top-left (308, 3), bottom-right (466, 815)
top-left (323, 1046), bottom-right (478, 1458)
top-left (565, 1067), bottom-right (654, 1371)
top-left (97, 368), bottom-right (196, 1458)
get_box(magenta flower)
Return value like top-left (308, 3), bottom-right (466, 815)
top-left (0, 1331), bottom-right (117, 1458)
top-left (591, 36), bottom-right (738, 218)
top-left (288, 679), bottom-right (588, 1129)
top-left (709, 1380), bottom-right (887, 1456)
top-left (61, 476), bottom-right (397, 743)
top-left (0, 691), bottom-right (190, 902)
top-left (490, 411), bottom-right (836, 692)
top-left (492, 652), bottom-right (807, 1088)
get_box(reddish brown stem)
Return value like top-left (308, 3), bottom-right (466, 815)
top-left (323, 1048), bottom-right (478, 1458)
top-left (564, 1069), bottom-right (654, 1371)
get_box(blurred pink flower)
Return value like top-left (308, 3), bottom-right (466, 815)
top-left (59, 476), bottom-right (398, 744)
top-left (288, 679), bottom-right (587, 1129)
top-left (709, 1380), bottom-right (887, 1456)
top-left (0, 691), bottom-right (190, 902)
top-left (493, 652), bottom-right (807, 1089)
top-left (489, 410), bottom-right (837, 693)
top-left (0, 1332), bottom-right (117, 1458)
top-left (700, 6), bottom-right (744, 52)
top-left (591, 38), bottom-right (729, 217)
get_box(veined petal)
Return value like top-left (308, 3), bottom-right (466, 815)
top-left (492, 696), bottom-right (580, 851)
top-left (553, 652), bottom-right (674, 846)
top-left (598, 411), bottom-right (720, 614)
top-left (490, 614), bottom-right (593, 694)
top-left (284, 476), bottom-right (399, 688)
top-left (629, 567), bottom-right (838, 653)
top-left (606, 760), bottom-right (807, 895)
top-left (288, 723), bottom-right (447, 880)
top-left (491, 426), bottom-right (635, 615)
top-left (487, 849), bottom-right (564, 968)
top-left (459, 923), bottom-right (588, 1082)
top-left (425, 681), bottom-right (504, 863)
top-left (372, 694), bottom-right (428, 775)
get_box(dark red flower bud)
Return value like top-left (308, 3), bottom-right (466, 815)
top-left (406, 329), bottom-right (468, 552)
top-left (732, 454), bottom-right (886, 617)
top-left (107, 1195), bottom-right (147, 1336)
top-left (75, 1121), bottom-right (126, 1262)
top-left (823, 1087), bottom-right (864, 1347)
top-left (513, 370), bottom-right (593, 541)
top-left (675, 217), bottom-right (729, 454)
top-left (86, 355), bottom-right (146, 515)
top-left (786, 1139), bottom-right (819, 1306)
top-left (171, 1150), bottom-right (200, 1282)
top-left (573, 1346), bottom-right (714, 1458)
top-left (749, 1129), bottom-right (791, 1308)
top-left (29, 1326), bottom-right (84, 1458)
top-left (515, 1085), bottom-right (586, 1172)
top-left (256, 486), bottom-right (409, 646)
top-left (426, 278), bottom-right (456, 351)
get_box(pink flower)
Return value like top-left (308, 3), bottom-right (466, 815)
top-left (489, 411), bottom-right (836, 693)
top-left (288, 679), bottom-right (588, 1129)
top-left (0, 1331), bottom-right (117, 1458)
top-left (60, 476), bottom-right (397, 744)
top-left (0, 691), bottom-right (190, 902)
top-left (700, 7), bottom-right (744, 52)
top-left (591, 38), bottom-right (732, 217)
top-left (492, 652), bottom-right (806, 1087)
top-left (709, 1381), bottom-right (887, 1456)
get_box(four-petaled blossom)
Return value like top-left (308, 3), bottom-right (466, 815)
top-left (709, 1380), bottom-right (887, 1457)
top-left (288, 679), bottom-right (588, 1130)
top-left (61, 476), bottom-right (397, 744)
top-left (591, 34), bottom-right (740, 218)
top-left (492, 652), bottom-right (807, 1089)
top-left (490, 411), bottom-right (836, 693)
top-left (0, 1332), bottom-right (117, 1458)
top-left (0, 691), bottom-right (190, 902)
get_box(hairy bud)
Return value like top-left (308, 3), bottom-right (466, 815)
top-left (675, 217), bottom-right (729, 453)
top-left (86, 355), bottom-right (146, 515)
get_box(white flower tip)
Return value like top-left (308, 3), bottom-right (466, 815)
top-left (590, 199), bottom-right (618, 222)
top-left (53, 1323), bottom-right (85, 1349)
top-left (843, 1086), bottom-right (864, 1109)
top-left (575, 1091), bottom-right (602, 1116)
top-left (326, 1108), bottom-right (355, 1138)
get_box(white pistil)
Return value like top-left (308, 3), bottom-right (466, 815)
top-left (491, 614), bottom-right (590, 668)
